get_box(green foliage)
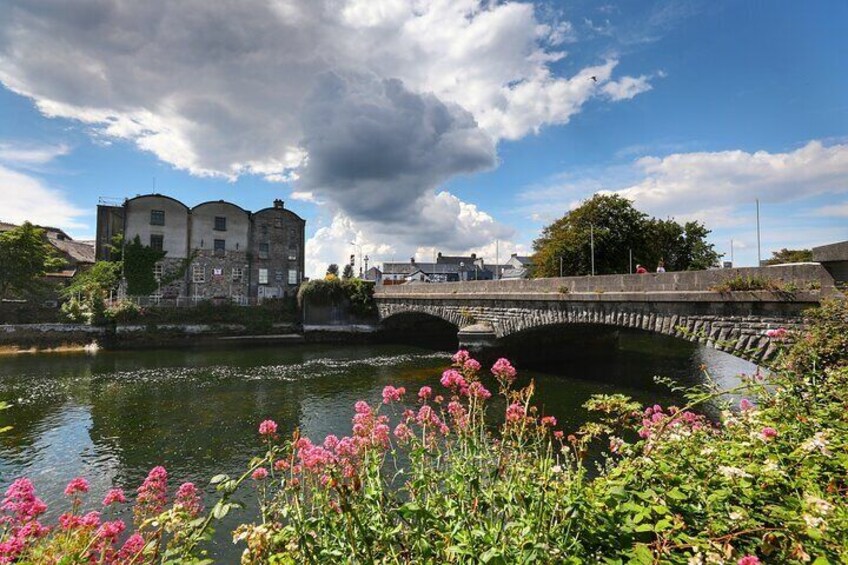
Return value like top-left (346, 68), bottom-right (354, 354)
top-left (764, 248), bottom-right (814, 265)
top-left (108, 298), bottom-right (297, 329)
top-left (297, 277), bottom-right (376, 317)
top-left (342, 263), bottom-right (354, 280)
top-left (0, 222), bottom-right (64, 299)
top-left (326, 263), bottom-right (340, 278)
top-left (124, 235), bottom-right (166, 296)
top-left (61, 260), bottom-right (122, 324)
top-left (784, 298), bottom-right (848, 374)
top-left (532, 194), bottom-right (721, 277)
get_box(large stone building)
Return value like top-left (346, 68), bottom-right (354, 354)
top-left (95, 194), bottom-right (305, 301)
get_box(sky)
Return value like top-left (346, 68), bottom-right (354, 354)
top-left (0, 0), bottom-right (846, 277)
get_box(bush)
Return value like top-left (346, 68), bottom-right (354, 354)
top-left (297, 278), bottom-right (376, 318)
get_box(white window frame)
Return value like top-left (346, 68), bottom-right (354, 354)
top-left (232, 267), bottom-right (243, 282)
top-left (153, 263), bottom-right (163, 281)
top-left (192, 265), bottom-right (205, 283)
top-left (258, 268), bottom-right (269, 285)
top-left (288, 269), bottom-right (297, 285)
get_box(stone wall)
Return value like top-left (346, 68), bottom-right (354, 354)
top-left (376, 298), bottom-right (807, 363)
top-left (376, 264), bottom-right (837, 297)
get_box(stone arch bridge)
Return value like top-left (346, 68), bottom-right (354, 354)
top-left (375, 265), bottom-right (840, 364)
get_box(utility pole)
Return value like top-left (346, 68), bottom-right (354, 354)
top-left (756, 199), bottom-right (761, 266)
top-left (590, 224), bottom-right (595, 276)
top-left (730, 239), bottom-right (734, 267)
top-left (629, 248), bottom-right (633, 274)
top-left (495, 239), bottom-right (499, 280)
top-left (559, 256), bottom-right (563, 278)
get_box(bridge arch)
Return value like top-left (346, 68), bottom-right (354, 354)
top-left (376, 299), bottom-right (799, 364)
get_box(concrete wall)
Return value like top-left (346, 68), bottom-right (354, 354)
top-left (376, 264), bottom-right (837, 297)
top-left (190, 201), bottom-right (250, 254)
top-left (125, 195), bottom-right (189, 259)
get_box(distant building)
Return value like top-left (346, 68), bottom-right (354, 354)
top-left (95, 194), bottom-right (305, 301)
top-left (381, 251), bottom-right (502, 284)
top-left (0, 221), bottom-right (94, 282)
top-left (812, 240), bottom-right (848, 285)
top-left (363, 266), bottom-right (382, 283)
top-left (500, 254), bottom-right (534, 279)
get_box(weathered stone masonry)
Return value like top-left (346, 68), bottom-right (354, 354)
top-left (375, 264), bottom-right (840, 364)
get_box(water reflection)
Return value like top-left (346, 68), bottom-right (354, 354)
top-left (0, 338), bottom-right (756, 559)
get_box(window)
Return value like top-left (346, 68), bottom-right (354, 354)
top-left (288, 247), bottom-right (298, 261)
top-left (258, 268), bottom-right (269, 285)
top-left (150, 234), bottom-right (164, 251)
top-left (214, 239), bottom-right (226, 256)
top-left (214, 216), bottom-right (227, 231)
top-left (288, 228), bottom-right (297, 241)
top-left (232, 267), bottom-right (243, 282)
top-left (258, 242), bottom-right (270, 259)
top-left (153, 263), bottom-right (163, 280)
top-left (261, 224), bottom-right (268, 235)
top-left (150, 210), bottom-right (165, 225)
top-left (288, 269), bottom-right (297, 285)
top-left (192, 265), bottom-right (205, 283)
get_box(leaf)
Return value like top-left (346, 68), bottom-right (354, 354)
top-left (210, 474), bottom-right (229, 485)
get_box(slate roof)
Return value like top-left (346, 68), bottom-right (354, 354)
top-left (0, 221), bottom-right (95, 264)
top-left (382, 262), bottom-right (462, 275)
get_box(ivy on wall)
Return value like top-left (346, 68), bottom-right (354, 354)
top-left (123, 236), bottom-right (165, 296)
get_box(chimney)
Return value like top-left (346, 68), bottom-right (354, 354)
top-left (437, 252), bottom-right (442, 258)
top-left (410, 257), bottom-right (415, 264)
top-left (471, 253), bottom-right (477, 260)
top-left (511, 253), bottom-right (517, 258)
top-left (273, 199), bottom-right (284, 209)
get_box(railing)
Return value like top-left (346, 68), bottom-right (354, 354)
top-left (108, 295), bottom-right (262, 308)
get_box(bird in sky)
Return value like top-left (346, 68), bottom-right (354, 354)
top-left (590, 76), bottom-right (597, 82)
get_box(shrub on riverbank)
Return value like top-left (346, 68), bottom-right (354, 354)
top-left (107, 298), bottom-right (297, 329)
top-left (3, 299), bottom-right (846, 563)
top-left (297, 278), bottom-right (376, 318)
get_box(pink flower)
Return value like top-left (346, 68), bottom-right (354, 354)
top-left (393, 423), bottom-right (413, 442)
top-left (739, 398), bottom-right (753, 412)
top-left (116, 533), bottom-right (146, 561)
top-left (738, 556), bottom-right (761, 565)
top-left (251, 468), bottom-right (268, 481)
top-left (175, 482), bottom-right (203, 517)
top-left (382, 385), bottom-right (406, 404)
top-left (80, 511), bottom-right (101, 528)
top-left (274, 460), bottom-right (289, 471)
top-left (491, 358), bottom-right (517, 384)
top-left (765, 327), bottom-right (787, 340)
top-left (102, 489), bottom-right (126, 506)
top-left (760, 427), bottom-right (778, 441)
top-left (554, 431), bottom-right (564, 440)
top-left (463, 358), bottom-right (482, 373)
top-left (2, 478), bottom-right (47, 523)
top-left (418, 386), bottom-right (432, 400)
top-left (541, 416), bottom-right (557, 427)
top-left (440, 369), bottom-right (466, 390)
top-left (451, 350), bottom-right (471, 365)
top-left (465, 381), bottom-right (492, 400)
top-left (506, 403), bottom-right (525, 423)
top-left (96, 519), bottom-right (126, 540)
top-left (64, 477), bottom-right (89, 497)
top-left (258, 419), bottom-right (278, 436)
top-left (135, 466), bottom-right (168, 520)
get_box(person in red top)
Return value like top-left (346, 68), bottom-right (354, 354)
top-left (635, 264), bottom-right (648, 274)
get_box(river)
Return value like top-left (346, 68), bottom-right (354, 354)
top-left (0, 333), bottom-right (756, 559)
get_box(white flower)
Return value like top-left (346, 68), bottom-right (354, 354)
top-left (804, 494), bottom-right (833, 516)
top-left (801, 431), bottom-right (831, 456)
top-left (803, 513), bottom-right (826, 530)
top-left (728, 510), bottom-right (744, 521)
top-left (762, 459), bottom-right (780, 474)
top-left (688, 552), bottom-right (705, 565)
top-left (551, 464), bottom-right (563, 474)
top-left (718, 465), bottom-right (752, 479)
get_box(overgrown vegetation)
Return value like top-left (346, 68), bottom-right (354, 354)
top-left (123, 235), bottom-right (166, 296)
top-left (710, 275), bottom-right (784, 292)
top-left (61, 261), bottom-right (122, 324)
top-left (532, 194), bottom-right (722, 277)
top-left (763, 248), bottom-right (814, 265)
top-left (297, 277), bottom-right (376, 318)
top-left (0, 222), bottom-right (64, 299)
top-left (4, 299), bottom-right (847, 563)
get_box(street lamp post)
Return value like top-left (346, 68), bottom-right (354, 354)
top-left (590, 224), bottom-right (595, 276)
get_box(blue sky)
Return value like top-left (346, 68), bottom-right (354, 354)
top-left (0, 0), bottom-right (846, 276)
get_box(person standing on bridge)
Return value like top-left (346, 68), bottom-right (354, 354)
top-left (656, 260), bottom-right (666, 273)
top-left (636, 264), bottom-right (648, 274)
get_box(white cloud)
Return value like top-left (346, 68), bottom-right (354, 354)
top-left (0, 164), bottom-right (86, 229)
top-left (0, 0), bottom-right (654, 255)
top-left (0, 141), bottom-right (70, 166)
top-left (812, 201), bottom-right (848, 218)
top-left (615, 141), bottom-right (848, 218)
top-left (602, 75), bottom-right (653, 101)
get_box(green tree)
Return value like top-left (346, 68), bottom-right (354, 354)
top-left (0, 222), bottom-right (64, 298)
top-left (61, 260), bottom-right (122, 323)
top-left (325, 263), bottom-right (340, 279)
top-left (123, 235), bottom-right (165, 295)
top-left (342, 263), bottom-right (355, 280)
top-left (532, 195), bottom-right (721, 277)
top-left (763, 248), bottom-right (813, 265)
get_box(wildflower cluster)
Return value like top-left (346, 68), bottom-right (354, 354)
top-left (0, 468), bottom-right (209, 563)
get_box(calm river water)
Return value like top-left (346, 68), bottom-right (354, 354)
top-left (0, 336), bottom-right (755, 559)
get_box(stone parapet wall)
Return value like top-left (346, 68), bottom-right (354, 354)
top-left (376, 264), bottom-right (837, 297)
